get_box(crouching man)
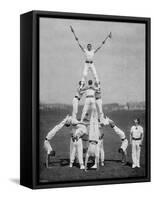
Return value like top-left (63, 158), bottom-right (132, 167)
top-left (108, 119), bottom-right (128, 165)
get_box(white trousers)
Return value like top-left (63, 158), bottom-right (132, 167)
top-left (85, 142), bottom-right (100, 169)
top-left (96, 98), bottom-right (104, 120)
top-left (81, 62), bottom-right (99, 83)
top-left (72, 97), bottom-right (79, 120)
top-left (70, 138), bottom-right (84, 165)
top-left (132, 140), bottom-right (141, 167)
top-left (81, 97), bottom-right (96, 121)
top-left (121, 139), bottom-right (128, 153)
top-left (98, 139), bottom-right (105, 162)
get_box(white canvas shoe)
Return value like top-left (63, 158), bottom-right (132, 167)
top-left (132, 164), bottom-right (136, 168)
top-left (69, 163), bottom-right (73, 168)
top-left (91, 164), bottom-right (97, 169)
top-left (101, 162), bottom-right (104, 166)
top-left (80, 165), bottom-right (85, 170)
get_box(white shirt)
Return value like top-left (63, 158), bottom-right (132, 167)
top-left (130, 125), bottom-right (143, 138)
top-left (113, 126), bottom-right (125, 140)
top-left (84, 49), bottom-right (95, 61)
top-left (86, 87), bottom-right (95, 97)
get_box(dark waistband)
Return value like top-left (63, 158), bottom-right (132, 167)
top-left (86, 95), bottom-right (94, 98)
top-left (71, 136), bottom-right (81, 142)
top-left (85, 60), bottom-right (93, 64)
top-left (75, 96), bottom-right (80, 101)
top-left (132, 137), bottom-right (141, 140)
top-left (121, 137), bottom-right (126, 141)
top-left (89, 140), bottom-right (98, 144)
top-left (96, 97), bottom-right (101, 100)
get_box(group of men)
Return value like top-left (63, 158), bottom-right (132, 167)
top-left (44, 27), bottom-right (144, 171)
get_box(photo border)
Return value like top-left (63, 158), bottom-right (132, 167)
top-left (29, 11), bottom-right (151, 189)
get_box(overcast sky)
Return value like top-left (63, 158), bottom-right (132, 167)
top-left (40, 17), bottom-right (145, 105)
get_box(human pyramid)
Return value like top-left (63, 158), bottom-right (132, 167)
top-left (44, 26), bottom-right (129, 171)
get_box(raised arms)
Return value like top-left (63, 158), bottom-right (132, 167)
top-left (70, 25), bottom-right (85, 52)
top-left (94, 32), bottom-right (112, 53)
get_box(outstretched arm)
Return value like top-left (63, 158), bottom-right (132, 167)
top-left (45, 115), bottom-right (70, 141)
top-left (70, 25), bottom-right (85, 52)
top-left (94, 41), bottom-right (105, 53)
top-left (95, 32), bottom-right (112, 53)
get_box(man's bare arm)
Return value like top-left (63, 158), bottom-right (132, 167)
top-left (70, 25), bottom-right (85, 52)
top-left (94, 41), bottom-right (105, 53)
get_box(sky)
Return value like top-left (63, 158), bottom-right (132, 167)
top-left (39, 17), bottom-right (145, 105)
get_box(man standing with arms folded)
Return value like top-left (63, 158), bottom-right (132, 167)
top-left (130, 118), bottom-right (144, 168)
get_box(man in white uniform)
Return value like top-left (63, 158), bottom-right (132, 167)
top-left (130, 118), bottom-right (144, 168)
top-left (80, 80), bottom-right (97, 122)
top-left (85, 109), bottom-right (100, 171)
top-left (70, 26), bottom-right (112, 87)
top-left (72, 81), bottom-right (85, 121)
top-left (91, 122), bottom-right (105, 168)
top-left (70, 26), bottom-right (107, 85)
top-left (65, 117), bottom-right (88, 170)
top-left (69, 123), bottom-right (87, 170)
top-left (44, 115), bottom-right (70, 167)
top-left (108, 119), bottom-right (128, 165)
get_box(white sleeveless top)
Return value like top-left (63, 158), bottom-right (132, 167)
top-left (84, 49), bottom-right (95, 61)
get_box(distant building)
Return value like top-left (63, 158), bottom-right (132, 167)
top-left (103, 103), bottom-right (120, 112)
top-left (127, 102), bottom-right (145, 110)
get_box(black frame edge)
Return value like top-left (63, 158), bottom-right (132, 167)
top-left (20, 11), bottom-right (33, 189)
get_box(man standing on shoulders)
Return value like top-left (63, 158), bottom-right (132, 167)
top-left (130, 118), bottom-right (144, 168)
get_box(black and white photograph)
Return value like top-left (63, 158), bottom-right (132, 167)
top-left (38, 14), bottom-right (150, 184)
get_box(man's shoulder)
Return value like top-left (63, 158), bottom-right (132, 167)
top-left (138, 125), bottom-right (143, 130)
top-left (131, 125), bottom-right (135, 130)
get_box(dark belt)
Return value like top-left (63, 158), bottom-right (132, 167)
top-left (132, 137), bottom-right (141, 140)
top-left (75, 96), bottom-right (80, 101)
top-left (86, 95), bottom-right (94, 98)
top-left (96, 97), bottom-right (101, 100)
top-left (121, 137), bottom-right (126, 141)
top-left (85, 60), bottom-right (93, 64)
top-left (89, 140), bottom-right (98, 144)
top-left (71, 136), bottom-right (82, 142)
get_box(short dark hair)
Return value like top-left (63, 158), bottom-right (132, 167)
top-left (134, 118), bottom-right (140, 124)
top-left (65, 123), bottom-right (70, 127)
top-left (87, 43), bottom-right (92, 46)
top-left (88, 80), bottom-right (93, 85)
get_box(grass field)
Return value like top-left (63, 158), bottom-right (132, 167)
top-left (39, 107), bottom-right (146, 183)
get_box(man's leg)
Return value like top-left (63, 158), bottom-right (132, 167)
top-left (91, 98), bottom-right (97, 111)
top-left (96, 99), bottom-right (104, 121)
top-left (136, 142), bottom-right (141, 168)
top-left (120, 139), bottom-right (128, 164)
top-left (100, 140), bottom-right (105, 166)
top-left (95, 144), bottom-right (100, 170)
top-left (85, 152), bottom-right (89, 172)
top-left (70, 139), bottom-right (76, 167)
top-left (72, 97), bottom-right (79, 120)
top-left (90, 63), bottom-right (99, 83)
top-left (77, 139), bottom-right (84, 169)
top-left (81, 100), bottom-right (89, 122)
top-left (81, 63), bottom-right (89, 84)
top-left (132, 141), bottom-right (137, 168)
